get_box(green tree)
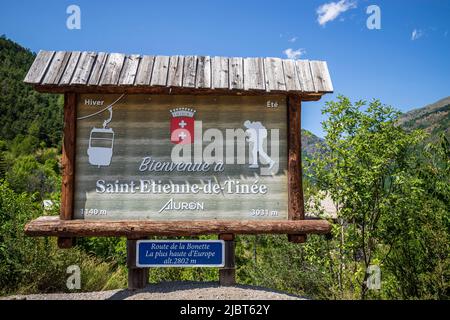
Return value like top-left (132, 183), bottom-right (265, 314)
top-left (308, 96), bottom-right (423, 299)
top-left (380, 134), bottom-right (449, 299)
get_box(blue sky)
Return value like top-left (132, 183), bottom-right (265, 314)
top-left (1, 0), bottom-right (449, 137)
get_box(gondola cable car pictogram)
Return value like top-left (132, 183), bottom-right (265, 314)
top-left (77, 94), bottom-right (125, 167)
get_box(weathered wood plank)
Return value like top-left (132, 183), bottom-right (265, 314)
top-left (295, 60), bottom-right (315, 92)
top-left (24, 50), bottom-right (55, 84)
top-left (99, 53), bottom-right (126, 86)
top-left (24, 216), bottom-right (332, 237)
top-left (287, 95), bottom-right (304, 222)
top-left (308, 61), bottom-right (318, 93)
top-left (219, 233), bottom-right (235, 241)
top-left (58, 237), bottom-right (75, 249)
top-left (309, 60), bottom-right (333, 92)
top-left (243, 57), bottom-right (265, 91)
top-left (71, 52), bottom-right (97, 85)
top-left (211, 56), bottom-right (229, 89)
top-left (32, 85), bottom-right (325, 100)
top-left (59, 52), bottom-right (82, 85)
top-left (321, 61), bottom-right (333, 92)
top-left (127, 239), bottom-right (149, 289)
top-left (61, 92), bottom-right (77, 221)
top-left (282, 59), bottom-right (301, 92)
top-left (88, 52), bottom-right (108, 86)
top-left (118, 54), bottom-right (141, 86)
top-left (150, 56), bottom-right (170, 86)
top-left (229, 57), bottom-right (244, 90)
top-left (219, 234), bottom-right (236, 286)
top-left (195, 56), bottom-right (211, 88)
top-left (135, 55), bottom-right (155, 86)
top-left (167, 55), bottom-right (184, 87)
top-left (42, 51), bottom-right (71, 85)
top-left (288, 234), bottom-right (307, 243)
top-left (264, 57), bottom-right (286, 92)
top-left (182, 55), bottom-right (197, 88)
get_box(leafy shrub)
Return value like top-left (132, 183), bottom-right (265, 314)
top-left (0, 181), bottom-right (126, 295)
top-left (5, 155), bottom-right (60, 198)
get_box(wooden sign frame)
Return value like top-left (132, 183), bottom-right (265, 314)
top-left (25, 91), bottom-right (331, 248)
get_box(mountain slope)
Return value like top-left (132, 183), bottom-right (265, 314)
top-left (300, 96), bottom-right (450, 160)
top-left (301, 129), bottom-right (324, 159)
top-left (398, 96), bottom-right (450, 140)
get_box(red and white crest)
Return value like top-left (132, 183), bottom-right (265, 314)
top-left (170, 108), bottom-right (196, 144)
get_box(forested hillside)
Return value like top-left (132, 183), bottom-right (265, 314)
top-left (399, 96), bottom-right (450, 141)
top-left (0, 37), bottom-right (62, 198)
top-left (0, 36), bottom-right (63, 148)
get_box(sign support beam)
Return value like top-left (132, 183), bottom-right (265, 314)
top-left (58, 92), bottom-right (77, 249)
top-left (127, 237), bottom-right (149, 290)
top-left (287, 95), bottom-right (307, 243)
top-left (219, 233), bottom-right (236, 286)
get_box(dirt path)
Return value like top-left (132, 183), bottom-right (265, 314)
top-left (3, 281), bottom-right (305, 300)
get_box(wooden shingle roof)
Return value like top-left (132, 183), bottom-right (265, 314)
top-left (24, 50), bottom-right (333, 98)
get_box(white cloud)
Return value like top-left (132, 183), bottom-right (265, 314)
top-left (411, 29), bottom-right (424, 41)
top-left (316, 0), bottom-right (357, 26)
top-left (283, 48), bottom-right (306, 60)
top-left (288, 36), bottom-right (298, 43)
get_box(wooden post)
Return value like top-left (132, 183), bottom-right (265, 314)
top-left (287, 95), bottom-right (306, 243)
top-left (219, 233), bottom-right (236, 286)
top-left (126, 238), bottom-right (148, 290)
top-left (57, 237), bottom-right (75, 248)
top-left (58, 92), bottom-right (77, 248)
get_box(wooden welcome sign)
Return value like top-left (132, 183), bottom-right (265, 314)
top-left (23, 51), bottom-right (333, 287)
top-left (75, 94), bottom-right (289, 221)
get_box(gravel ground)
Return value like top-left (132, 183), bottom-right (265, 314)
top-left (2, 281), bottom-right (305, 300)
